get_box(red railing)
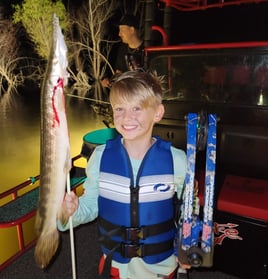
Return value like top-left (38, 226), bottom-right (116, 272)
top-left (0, 176), bottom-right (40, 271)
top-left (160, 0), bottom-right (268, 11)
top-left (145, 40), bottom-right (268, 53)
top-left (0, 155), bottom-right (85, 271)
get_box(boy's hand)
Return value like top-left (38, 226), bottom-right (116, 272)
top-left (58, 191), bottom-right (78, 226)
top-left (62, 191), bottom-right (79, 217)
top-left (178, 261), bottom-right (191, 270)
top-left (177, 259), bottom-right (191, 269)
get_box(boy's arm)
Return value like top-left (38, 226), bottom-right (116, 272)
top-left (171, 147), bottom-right (192, 270)
top-left (171, 146), bottom-right (186, 199)
top-left (58, 145), bottom-right (105, 231)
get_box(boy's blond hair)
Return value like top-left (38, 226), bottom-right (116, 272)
top-left (109, 71), bottom-right (163, 109)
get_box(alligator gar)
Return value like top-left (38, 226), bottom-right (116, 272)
top-left (34, 14), bottom-right (71, 269)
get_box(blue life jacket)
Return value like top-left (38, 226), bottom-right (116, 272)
top-left (98, 135), bottom-right (176, 264)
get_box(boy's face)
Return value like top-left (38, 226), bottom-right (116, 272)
top-left (112, 100), bottom-right (164, 142)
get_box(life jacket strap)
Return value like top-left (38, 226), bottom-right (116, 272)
top-left (99, 217), bottom-right (175, 241)
top-left (102, 238), bottom-right (174, 258)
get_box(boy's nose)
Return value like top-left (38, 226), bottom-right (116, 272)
top-left (123, 109), bottom-right (134, 119)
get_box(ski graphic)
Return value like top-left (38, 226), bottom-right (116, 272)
top-left (181, 113), bottom-right (198, 249)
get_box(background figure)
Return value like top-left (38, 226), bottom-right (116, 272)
top-left (101, 14), bottom-right (144, 88)
top-left (115, 14), bottom-right (144, 73)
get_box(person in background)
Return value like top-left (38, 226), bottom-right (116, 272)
top-left (115, 14), bottom-right (144, 72)
top-left (101, 14), bottom-right (144, 88)
top-left (59, 70), bottom-right (190, 279)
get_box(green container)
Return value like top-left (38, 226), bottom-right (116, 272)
top-left (81, 128), bottom-right (119, 159)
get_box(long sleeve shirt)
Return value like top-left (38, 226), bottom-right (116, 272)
top-left (58, 141), bottom-right (186, 278)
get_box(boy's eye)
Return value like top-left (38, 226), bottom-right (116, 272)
top-left (133, 107), bottom-right (141, 111)
top-left (114, 107), bottom-right (122, 112)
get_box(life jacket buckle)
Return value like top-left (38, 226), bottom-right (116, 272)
top-left (121, 243), bottom-right (143, 258)
top-left (123, 227), bottom-right (144, 241)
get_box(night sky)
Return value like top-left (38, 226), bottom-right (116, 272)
top-left (2, 1), bottom-right (268, 45)
top-left (167, 2), bottom-right (268, 44)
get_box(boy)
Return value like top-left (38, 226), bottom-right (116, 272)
top-left (59, 71), bottom-right (188, 278)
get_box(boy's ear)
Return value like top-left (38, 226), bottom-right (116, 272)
top-left (154, 104), bottom-right (165, 122)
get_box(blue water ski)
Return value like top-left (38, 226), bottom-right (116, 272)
top-left (178, 112), bottom-right (217, 268)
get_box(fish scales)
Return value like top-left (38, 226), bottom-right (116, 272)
top-left (34, 14), bottom-right (71, 269)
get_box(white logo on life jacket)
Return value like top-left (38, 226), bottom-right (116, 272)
top-left (153, 183), bottom-right (171, 192)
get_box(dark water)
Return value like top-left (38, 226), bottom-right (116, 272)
top-left (0, 94), bottom-right (106, 193)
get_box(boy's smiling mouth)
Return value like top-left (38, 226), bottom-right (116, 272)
top-left (122, 124), bottom-right (137, 130)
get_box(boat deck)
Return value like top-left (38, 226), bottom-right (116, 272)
top-left (0, 220), bottom-right (238, 279)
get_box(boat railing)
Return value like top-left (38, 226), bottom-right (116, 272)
top-left (0, 154), bottom-right (86, 271)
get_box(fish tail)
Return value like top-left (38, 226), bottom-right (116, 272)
top-left (34, 228), bottom-right (59, 268)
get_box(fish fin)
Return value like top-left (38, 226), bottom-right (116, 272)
top-left (34, 228), bottom-right (59, 269)
top-left (35, 208), bottom-right (45, 237)
top-left (65, 149), bottom-right (72, 173)
top-left (57, 207), bottom-right (69, 226)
